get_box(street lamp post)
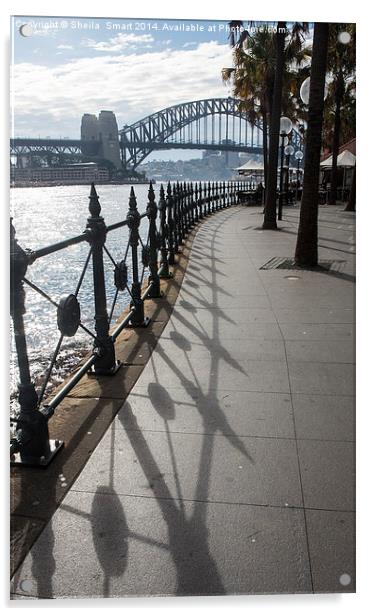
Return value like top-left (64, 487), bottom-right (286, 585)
top-left (284, 144), bottom-right (295, 205)
top-left (278, 116), bottom-right (292, 220)
top-left (294, 150), bottom-right (304, 202)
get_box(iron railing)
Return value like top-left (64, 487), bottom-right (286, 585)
top-left (10, 179), bottom-right (249, 467)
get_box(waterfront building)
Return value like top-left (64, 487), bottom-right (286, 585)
top-left (11, 162), bottom-right (109, 186)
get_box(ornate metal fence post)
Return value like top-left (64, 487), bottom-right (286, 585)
top-left (207, 182), bottom-right (211, 215)
top-left (198, 182), bottom-right (203, 219)
top-left (182, 182), bottom-right (189, 235)
top-left (222, 181), bottom-right (226, 208)
top-left (126, 186), bottom-right (150, 326)
top-left (190, 183), bottom-right (194, 226)
top-left (10, 220), bottom-right (63, 466)
top-left (173, 182), bottom-right (180, 253)
top-left (158, 184), bottom-right (172, 279)
top-left (85, 184), bottom-right (120, 373)
top-left (146, 181), bottom-right (161, 298)
top-left (194, 183), bottom-right (199, 224)
top-left (175, 181), bottom-right (183, 246)
top-left (167, 182), bottom-right (175, 265)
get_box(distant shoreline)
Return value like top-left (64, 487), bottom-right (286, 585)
top-left (10, 179), bottom-right (153, 189)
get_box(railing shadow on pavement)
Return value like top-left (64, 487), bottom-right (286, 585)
top-left (10, 180), bottom-right (249, 467)
top-left (112, 211), bottom-right (255, 596)
top-left (21, 207), bottom-right (256, 598)
top-left (10, 180), bottom-right (251, 596)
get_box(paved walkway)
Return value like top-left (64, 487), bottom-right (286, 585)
top-left (11, 204), bottom-right (355, 599)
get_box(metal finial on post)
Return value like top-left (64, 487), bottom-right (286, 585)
top-left (89, 182), bottom-right (101, 217)
top-left (146, 181), bottom-right (161, 298)
top-left (86, 183), bottom-right (120, 372)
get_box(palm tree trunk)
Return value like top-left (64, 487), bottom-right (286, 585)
top-left (262, 22), bottom-right (286, 229)
top-left (262, 106), bottom-right (268, 192)
top-left (328, 87), bottom-right (342, 204)
top-left (344, 165), bottom-right (356, 211)
top-left (295, 22), bottom-right (329, 266)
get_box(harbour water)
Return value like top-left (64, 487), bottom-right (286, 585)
top-left (10, 183), bottom-right (160, 408)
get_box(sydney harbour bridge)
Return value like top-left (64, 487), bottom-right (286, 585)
top-left (10, 97), bottom-right (301, 172)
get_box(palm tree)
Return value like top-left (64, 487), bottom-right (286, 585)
top-left (222, 30), bottom-right (275, 189)
top-left (295, 22), bottom-right (329, 266)
top-left (326, 24), bottom-right (356, 205)
top-left (223, 24), bottom-right (310, 203)
top-left (263, 21), bottom-right (287, 229)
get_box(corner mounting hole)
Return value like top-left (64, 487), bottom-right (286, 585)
top-left (339, 573), bottom-right (351, 586)
top-left (19, 24), bottom-right (33, 37)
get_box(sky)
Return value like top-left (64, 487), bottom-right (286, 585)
top-left (11, 16), bottom-right (309, 161)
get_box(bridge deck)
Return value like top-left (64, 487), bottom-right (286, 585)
top-left (11, 204), bottom-right (355, 599)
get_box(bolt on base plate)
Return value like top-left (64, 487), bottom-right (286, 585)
top-left (88, 359), bottom-right (122, 377)
top-left (128, 316), bottom-right (151, 328)
top-left (158, 271), bottom-right (173, 279)
top-left (10, 439), bottom-right (64, 468)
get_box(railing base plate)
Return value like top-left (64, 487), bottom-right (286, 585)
top-left (89, 359), bottom-right (122, 377)
top-left (128, 316), bottom-right (151, 328)
top-left (10, 439), bottom-right (64, 468)
top-left (158, 271), bottom-right (173, 279)
top-left (146, 289), bottom-right (164, 299)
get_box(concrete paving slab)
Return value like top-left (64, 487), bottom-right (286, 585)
top-left (158, 336), bottom-right (287, 362)
top-left (285, 339), bottom-right (355, 364)
top-left (292, 394), bottom-right (355, 442)
top-left (173, 305), bottom-right (278, 324)
top-left (119, 386), bottom-right (295, 439)
top-left (11, 517), bottom-right (45, 583)
top-left (274, 308), bottom-right (355, 324)
top-left (140, 353), bottom-right (290, 393)
top-left (297, 439), bottom-right (355, 510)
top-left (179, 289), bottom-right (271, 309)
top-left (306, 510), bottom-right (355, 593)
top-left (11, 491), bottom-right (311, 598)
top-left (71, 420), bottom-right (303, 508)
top-left (279, 323), bottom-right (354, 341)
top-left (167, 314), bottom-right (284, 341)
top-left (288, 361), bottom-right (355, 396)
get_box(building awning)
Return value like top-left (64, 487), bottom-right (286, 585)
top-left (320, 150), bottom-right (356, 168)
top-left (234, 159), bottom-right (264, 172)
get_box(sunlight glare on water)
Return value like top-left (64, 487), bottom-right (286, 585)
top-left (10, 183), bottom-right (159, 409)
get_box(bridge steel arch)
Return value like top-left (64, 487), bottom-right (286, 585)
top-left (119, 97), bottom-right (267, 170)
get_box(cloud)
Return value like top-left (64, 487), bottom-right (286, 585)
top-left (57, 44), bottom-right (74, 50)
top-left (81, 32), bottom-right (155, 52)
top-left (12, 41), bottom-right (233, 137)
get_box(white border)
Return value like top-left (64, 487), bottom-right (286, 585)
top-left (1, 1), bottom-right (368, 614)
